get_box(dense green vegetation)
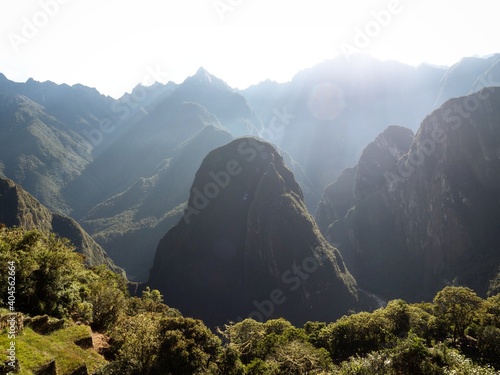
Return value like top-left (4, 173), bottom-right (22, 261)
top-left (1, 226), bottom-right (499, 374)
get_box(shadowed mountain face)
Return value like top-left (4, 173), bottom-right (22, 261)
top-left (0, 177), bottom-right (123, 275)
top-left (316, 125), bottom-right (414, 236)
top-left (148, 138), bottom-right (363, 327)
top-left (319, 88), bottom-right (500, 301)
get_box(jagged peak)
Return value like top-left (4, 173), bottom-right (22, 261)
top-left (182, 67), bottom-right (232, 91)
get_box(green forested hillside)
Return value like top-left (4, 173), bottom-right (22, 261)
top-left (1, 226), bottom-right (498, 374)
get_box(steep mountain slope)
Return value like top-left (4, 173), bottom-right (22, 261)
top-left (148, 138), bottom-right (364, 327)
top-left (0, 177), bottom-right (123, 274)
top-left (321, 88), bottom-right (500, 301)
top-left (238, 79), bottom-right (287, 127)
top-left (0, 73), bottom-right (124, 214)
top-left (63, 101), bottom-right (221, 217)
top-left (173, 67), bottom-right (262, 136)
top-left (64, 68), bottom-right (263, 218)
top-left (0, 73), bottom-right (115, 134)
top-left (435, 54), bottom-right (500, 106)
top-left (82, 125), bottom-right (233, 280)
top-left (315, 126), bottom-right (414, 237)
top-left (80, 133), bottom-right (318, 281)
top-left (0, 93), bottom-right (93, 213)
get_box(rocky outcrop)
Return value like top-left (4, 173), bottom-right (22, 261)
top-left (0, 177), bottom-right (123, 275)
top-left (391, 87), bottom-right (500, 297)
top-left (148, 138), bottom-right (364, 327)
top-left (315, 167), bottom-right (356, 236)
top-left (316, 126), bottom-right (414, 238)
top-left (323, 88), bottom-right (500, 301)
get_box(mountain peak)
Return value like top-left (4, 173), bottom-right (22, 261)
top-left (195, 66), bottom-right (210, 76)
top-left (148, 138), bottom-right (363, 326)
top-left (182, 67), bottom-right (231, 91)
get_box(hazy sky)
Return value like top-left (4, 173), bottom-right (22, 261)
top-left (1, 0), bottom-right (499, 98)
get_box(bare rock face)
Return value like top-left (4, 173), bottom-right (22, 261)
top-left (315, 167), bottom-right (356, 236)
top-left (353, 126), bottom-right (414, 202)
top-left (148, 138), bottom-right (363, 327)
top-left (391, 87), bottom-right (500, 297)
top-left (315, 126), bottom-right (414, 237)
top-left (324, 88), bottom-right (500, 301)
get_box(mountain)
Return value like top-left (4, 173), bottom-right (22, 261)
top-left (319, 88), bottom-right (500, 301)
top-left (60, 70), bottom-right (290, 280)
top-left (316, 125), bottom-right (414, 237)
top-left (0, 74), bottom-right (122, 213)
top-left (82, 125), bottom-right (233, 280)
top-left (434, 54), bottom-right (500, 106)
top-left (170, 67), bottom-right (263, 136)
top-left (148, 138), bottom-right (365, 327)
top-left (63, 101), bottom-right (222, 217)
top-left (242, 55), bottom-right (500, 194)
top-left (2, 55), bottom-right (499, 287)
top-left (241, 56), bottom-right (444, 191)
top-left (0, 177), bottom-right (123, 275)
top-left (0, 73), bottom-right (115, 133)
top-left (63, 68), bottom-right (264, 217)
top-left (239, 79), bottom-right (287, 126)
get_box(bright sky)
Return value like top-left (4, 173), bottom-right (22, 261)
top-left (0, 0), bottom-right (499, 98)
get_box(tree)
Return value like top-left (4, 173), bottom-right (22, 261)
top-left (107, 312), bottom-right (163, 375)
top-left (0, 227), bottom-right (90, 317)
top-left (433, 286), bottom-right (483, 342)
top-left (267, 340), bottom-right (333, 374)
top-left (481, 293), bottom-right (500, 328)
top-left (383, 299), bottom-right (410, 336)
top-left (88, 265), bottom-right (127, 331)
top-left (155, 317), bottom-right (221, 374)
top-left (221, 319), bottom-right (266, 363)
top-left (318, 311), bottom-right (392, 363)
top-left (217, 346), bottom-right (246, 375)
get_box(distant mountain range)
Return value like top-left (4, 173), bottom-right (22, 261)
top-left (1, 53), bottom-right (499, 325)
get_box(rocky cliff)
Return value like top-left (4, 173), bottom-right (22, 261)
top-left (148, 138), bottom-right (364, 327)
top-left (320, 88), bottom-right (500, 301)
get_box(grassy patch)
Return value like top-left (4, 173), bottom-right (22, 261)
top-left (0, 321), bottom-right (107, 374)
